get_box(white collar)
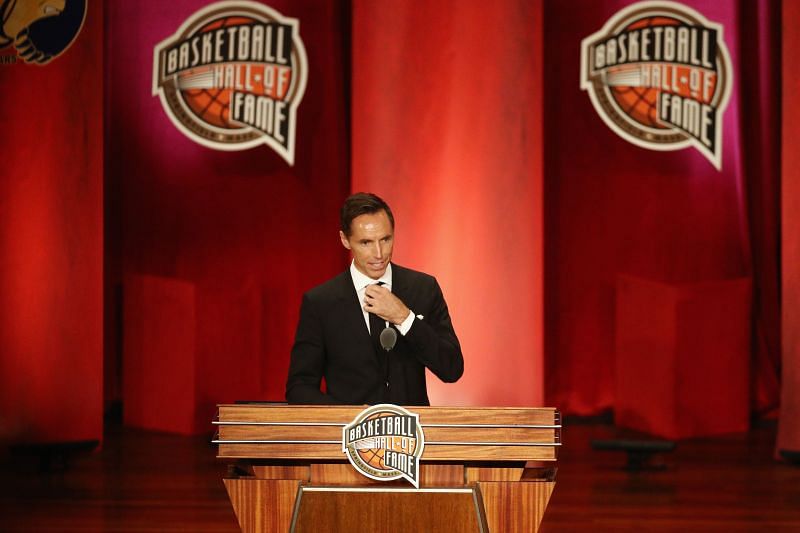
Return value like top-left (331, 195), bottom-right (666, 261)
top-left (349, 261), bottom-right (392, 290)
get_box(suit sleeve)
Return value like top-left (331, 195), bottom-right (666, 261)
top-left (403, 278), bottom-right (464, 383)
top-left (285, 293), bottom-right (345, 405)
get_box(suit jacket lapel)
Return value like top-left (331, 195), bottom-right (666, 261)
top-left (391, 263), bottom-right (410, 306)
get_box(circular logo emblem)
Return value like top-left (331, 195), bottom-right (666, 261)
top-left (343, 404), bottom-right (425, 488)
top-left (580, 1), bottom-right (732, 169)
top-left (152, 1), bottom-right (308, 165)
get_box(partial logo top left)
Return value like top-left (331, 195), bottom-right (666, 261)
top-left (152, 1), bottom-right (308, 166)
top-left (0, 0), bottom-right (87, 65)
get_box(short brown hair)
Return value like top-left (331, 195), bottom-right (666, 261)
top-left (340, 192), bottom-right (395, 236)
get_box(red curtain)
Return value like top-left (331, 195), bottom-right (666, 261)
top-left (0, 2), bottom-right (104, 443)
top-left (739, 0), bottom-right (782, 416)
top-left (543, 0), bottom-right (781, 417)
top-left (778, 0), bottom-right (800, 455)
top-left (352, 0), bottom-right (545, 406)
top-left (3, 0), bottom-right (787, 439)
top-left (105, 0), bottom-right (350, 430)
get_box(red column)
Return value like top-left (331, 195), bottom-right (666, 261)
top-left (0, 2), bottom-right (104, 444)
top-left (352, 0), bottom-right (544, 406)
top-left (778, 0), bottom-right (800, 456)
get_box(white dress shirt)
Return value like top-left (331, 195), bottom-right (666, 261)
top-left (349, 262), bottom-right (415, 335)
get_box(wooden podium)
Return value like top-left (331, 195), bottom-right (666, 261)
top-left (215, 405), bottom-right (560, 532)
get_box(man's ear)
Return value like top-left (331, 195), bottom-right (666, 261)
top-left (339, 230), bottom-right (352, 250)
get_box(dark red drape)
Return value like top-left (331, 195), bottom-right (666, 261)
top-left (544, 0), bottom-right (781, 420)
top-left (0, 2), bottom-right (104, 443)
top-left (738, 0), bottom-right (782, 416)
top-left (105, 0), bottom-right (350, 432)
top-left (778, 0), bottom-right (800, 455)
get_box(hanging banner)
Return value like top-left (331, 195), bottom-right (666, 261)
top-left (152, 1), bottom-right (308, 165)
top-left (580, 1), bottom-right (732, 170)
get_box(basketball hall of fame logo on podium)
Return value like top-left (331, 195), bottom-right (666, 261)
top-left (152, 1), bottom-right (308, 165)
top-left (343, 404), bottom-right (425, 488)
top-left (580, 1), bottom-right (732, 170)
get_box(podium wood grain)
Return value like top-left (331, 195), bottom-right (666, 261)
top-left (479, 481), bottom-right (555, 532)
top-left (292, 489), bottom-right (484, 532)
top-left (217, 405), bottom-right (559, 532)
top-left (223, 479), bottom-right (300, 533)
top-left (310, 463), bottom-right (464, 486)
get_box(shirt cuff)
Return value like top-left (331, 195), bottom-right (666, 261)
top-left (397, 309), bottom-right (415, 335)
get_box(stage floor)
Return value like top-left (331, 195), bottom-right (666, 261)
top-left (1, 420), bottom-right (798, 532)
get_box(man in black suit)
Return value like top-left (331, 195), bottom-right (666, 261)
top-left (285, 193), bottom-right (463, 405)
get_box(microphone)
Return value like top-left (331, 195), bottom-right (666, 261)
top-left (379, 326), bottom-right (397, 351)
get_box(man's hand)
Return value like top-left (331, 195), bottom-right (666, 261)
top-left (364, 285), bottom-right (410, 325)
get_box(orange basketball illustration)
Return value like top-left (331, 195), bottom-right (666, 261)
top-left (608, 74), bottom-right (663, 129)
top-left (178, 17), bottom-right (250, 129)
top-left (607, 16), bottom-right (681, 130)
top-left (182, 84), bottom-right (232, 128)
top-left (357, 445), bottom-right (387, 470)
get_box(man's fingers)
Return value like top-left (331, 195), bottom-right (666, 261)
top-left (365, 285), bottom-right (389, 298)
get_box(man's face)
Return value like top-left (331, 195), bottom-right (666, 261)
top-left (340, 210), bottom-right (394, 279)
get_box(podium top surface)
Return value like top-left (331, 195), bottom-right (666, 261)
top-left (214, 404), bottom-right (560, 462)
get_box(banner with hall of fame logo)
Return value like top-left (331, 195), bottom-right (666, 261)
top-left (580, 1), bottom-right (733, 170)
top-left (152, 1), bottom-right (308, 165)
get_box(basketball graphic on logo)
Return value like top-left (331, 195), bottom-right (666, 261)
top-left (181, 68), bottom-right (233, 129)
top-left (608, 74), bottom-right (662, 128)
top-left (357, 444), bottom-right (387, 470)
top-left (606, 16), bottom-right (681, 130)
top-left (178, 16), bottom-right (247, 129)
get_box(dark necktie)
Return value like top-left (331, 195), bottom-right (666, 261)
top-left (369, 311), bottom-right (385, 350)
top-left (368, 282), bottom-right (390, 401)
top-left (368, 281), bottom-right (386, 349)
